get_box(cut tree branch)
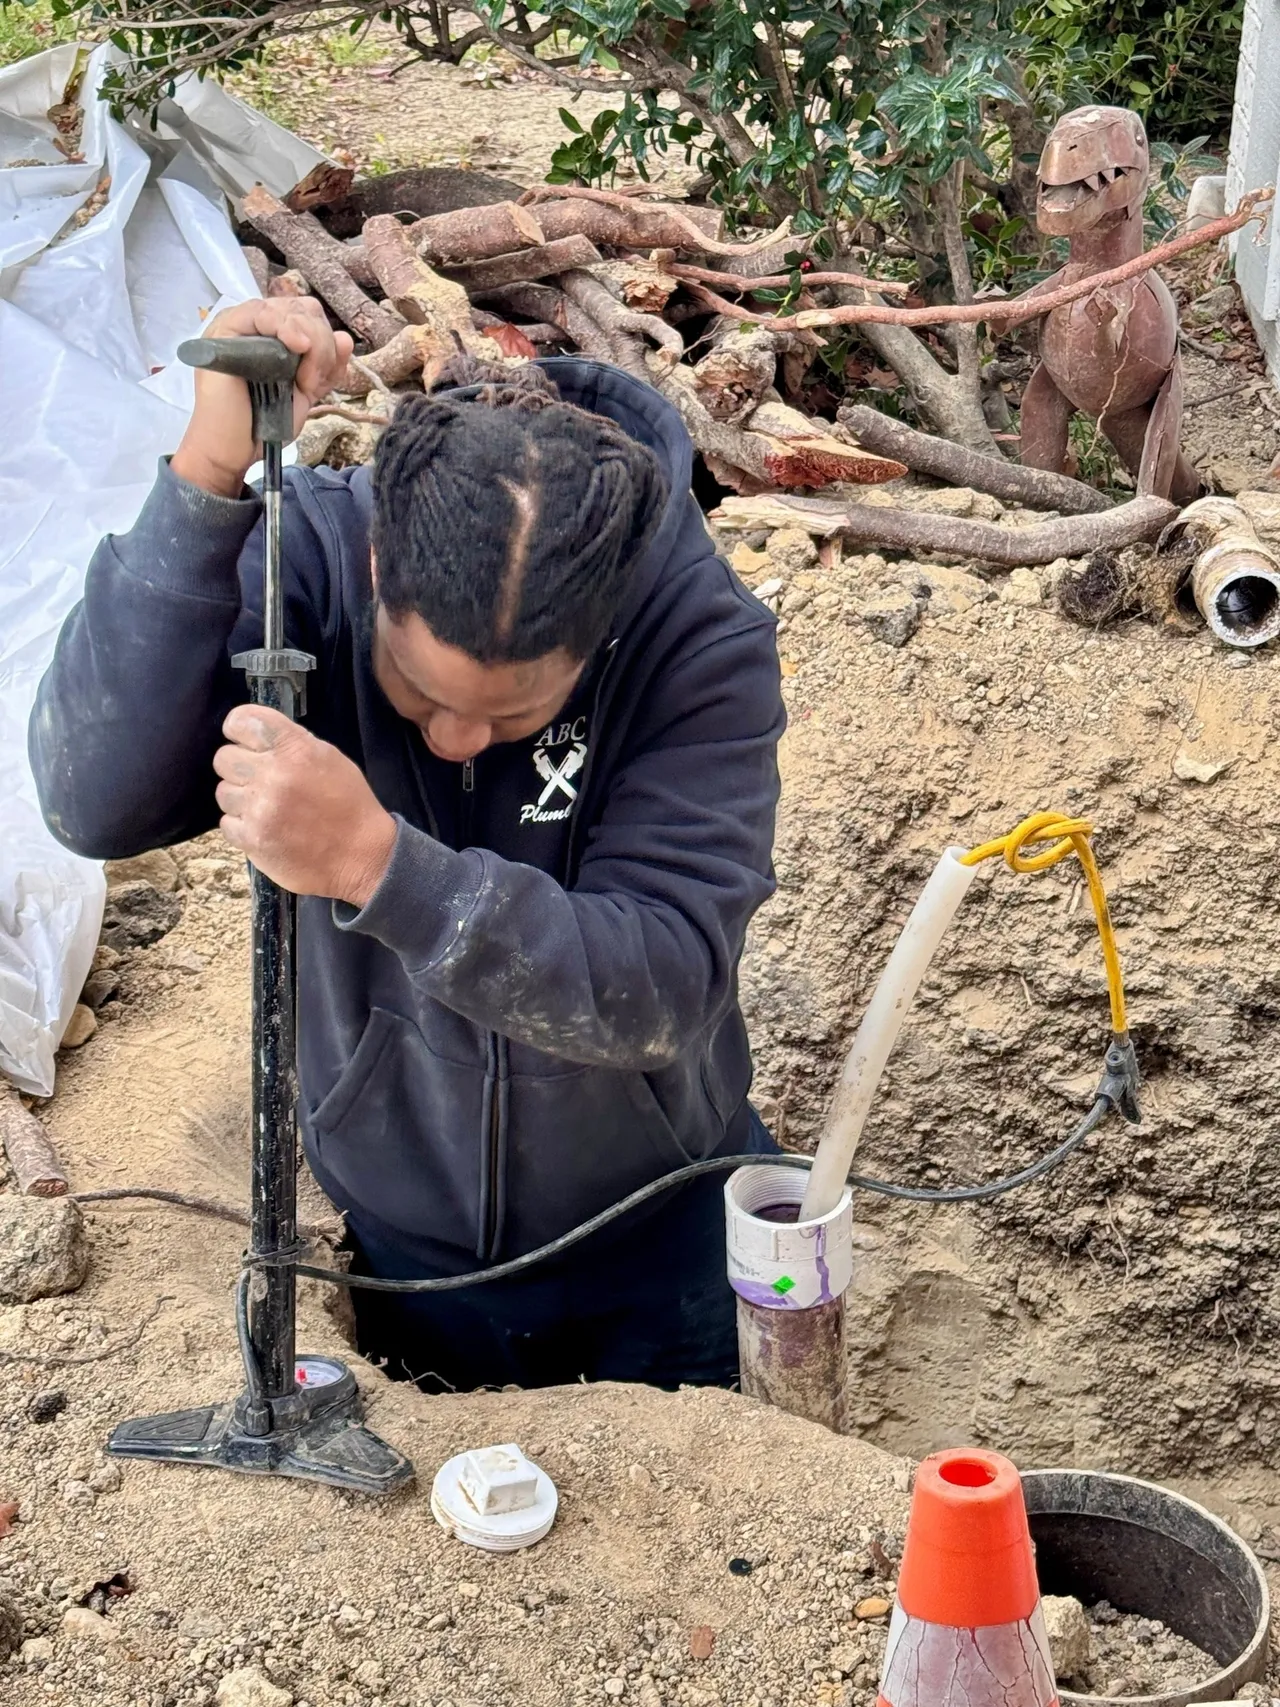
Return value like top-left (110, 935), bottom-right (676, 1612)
top-left (526, 189), bottom-right (793, 258)
top-left (337, 324), bottom-right (450, 395)
top-left (442, 234), bottom-right (603, 293)
top-left (1, 1085), bottom-right (67, 1197)
top-left (363, 212), bottom-right (484, 352)
top-left (709, 492), bottom-right (1177, 565)
top-left (837, 406), bottom-right (1112, 515)
top-left (657, 366), bottom-right (905, 492)
top-left (558, 269), bottom-right (685, 366)
top-left (793, 191), bottom-right (1275, 331)
top-left (241, 244), bottom-right (271, 295)
top-left (405, 200), bottom-right (545, 264)
top-left (241, 184), bottom-right (403, 347)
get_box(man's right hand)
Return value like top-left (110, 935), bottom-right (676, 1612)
top-left (171, 297), bottom-right (354, 499)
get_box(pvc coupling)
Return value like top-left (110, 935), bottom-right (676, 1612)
top-left (724, 1164), bottom-right (854, 1311)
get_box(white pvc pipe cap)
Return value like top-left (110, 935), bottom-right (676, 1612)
top-left (431, 1444), bottom-right (558, 1552)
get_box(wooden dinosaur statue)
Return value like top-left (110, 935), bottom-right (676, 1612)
top-left (1020, 104), bottom-right (1202, 504)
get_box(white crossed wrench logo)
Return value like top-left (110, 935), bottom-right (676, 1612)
top-left (533, 741), bottom-right (586, 807)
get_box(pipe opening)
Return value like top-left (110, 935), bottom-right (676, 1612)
top-left (1215, 573), bottom-right (1280, 635)
top-left (939, 1458), bottom-right (997, 1488)
top-left (730, 1165), bottom-right (809, 1220)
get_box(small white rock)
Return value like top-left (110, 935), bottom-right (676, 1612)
top-left (20, 1636), bottom-right (53, 1667)
top-left (1173, 751), bottom-right (1232, 784)
top-left (765, 526), bottom-right (820, 576)
top-left (61, 1479), bottom-right (95, 1506)
top-left (60, 1004), bottom-right (97, 1049)
top-left (1041, 1593), bottom-right (1093, 1681)
top-left (215, 1668), bottom-right (293, 1707)
top-left (61, 1606), bottom-right (114, 1644)
top-left (1001, 567), bottom-right (1043, 607)
top-left (87, 1461), bottom-right (122, 1495)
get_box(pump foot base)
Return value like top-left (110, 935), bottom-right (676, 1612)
top-left (106, 1355), bottom-right (414, 1495)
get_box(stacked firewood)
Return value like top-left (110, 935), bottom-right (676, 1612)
top-left (235, 171), bottom-right (911, 492)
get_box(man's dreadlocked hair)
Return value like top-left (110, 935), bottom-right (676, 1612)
top-left (370, 357), bottom-right (668, 664)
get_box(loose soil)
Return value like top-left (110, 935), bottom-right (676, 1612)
top-left (6, 37), bottom-right (1280, 1707)
top-left (227, 31), bottom-right (695, 194)
top-left (1081, 1603), bottom-right (1219, 1698)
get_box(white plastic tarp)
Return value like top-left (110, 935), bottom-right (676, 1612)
top-left (0, 44), bottom-right (307, 1095)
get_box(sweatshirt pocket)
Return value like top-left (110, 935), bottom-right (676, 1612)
top-left (499, 1057), bottom-right (698, 1252)
top-left (307, 1005), bottom-right (485, 1249)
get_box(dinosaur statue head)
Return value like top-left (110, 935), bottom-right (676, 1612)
top-left (1036, 105), bottom-right (1149, 237)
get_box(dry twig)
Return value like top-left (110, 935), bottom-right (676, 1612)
top-left (669, 261), bottom-right (910, 297)
top-left (74, 1187), bottom-right (340, 1241)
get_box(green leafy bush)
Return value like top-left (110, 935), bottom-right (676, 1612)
top-left (1021, 0), bottom-right (1243, 136)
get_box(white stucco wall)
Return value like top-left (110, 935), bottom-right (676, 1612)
top-left (1228, 0), bottom-right (1280, 376)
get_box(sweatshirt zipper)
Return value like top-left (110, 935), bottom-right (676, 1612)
top-left (466, 755), bottom-right (502, 1257)
top-left (461, 756), bottom-right (475, 845)
top-left (483, 1038), bottom-right (504, 1258)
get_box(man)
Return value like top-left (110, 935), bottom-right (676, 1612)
top-left (30, 296), bottom-right (784, 1393)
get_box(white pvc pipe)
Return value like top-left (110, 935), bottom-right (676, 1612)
top-left (798, 846), bottom-right (979, 1222)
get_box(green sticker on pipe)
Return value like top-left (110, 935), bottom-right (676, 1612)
top-left (772, 1275), bottom-right (796, 1295)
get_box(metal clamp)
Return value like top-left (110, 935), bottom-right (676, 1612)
top-left (231, 647), bottom-right (315, 716)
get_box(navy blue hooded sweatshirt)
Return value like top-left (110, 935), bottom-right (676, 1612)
top-left (30, 359), bottom-right (784, 1285)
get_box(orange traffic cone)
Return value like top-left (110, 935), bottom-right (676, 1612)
top-left (877, 1448), bottom-right (1058, 1707)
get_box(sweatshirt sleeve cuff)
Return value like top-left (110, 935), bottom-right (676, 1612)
top-left (112, 458), bottom-right (262, 602)
top-left (332, 815), bottom-right (486, 969)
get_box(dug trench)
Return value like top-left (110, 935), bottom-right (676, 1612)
top-left (6, 469), bottom-right (1280, 1703)
top-left (736, 497), bottom-right (1280, 1509)
top-left (1, 839), bottom-right (922, 1707)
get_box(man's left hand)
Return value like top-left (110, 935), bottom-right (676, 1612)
top-left (214, 705), bottom-right (397, 907)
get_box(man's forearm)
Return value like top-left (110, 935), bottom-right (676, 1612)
top-left (29, 461), bottom-right (261, 859)
top-left (334, 815), bottom-right (770, 1072)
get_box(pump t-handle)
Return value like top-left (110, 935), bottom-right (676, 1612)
top-left (177, 334), bottom-right (299, 454)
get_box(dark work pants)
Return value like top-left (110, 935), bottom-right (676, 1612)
top-left (349, 1109), bottom-right (775, 1395)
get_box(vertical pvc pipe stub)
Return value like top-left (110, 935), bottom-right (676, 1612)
top-left (724, 1165), bottom-right (854, 1311)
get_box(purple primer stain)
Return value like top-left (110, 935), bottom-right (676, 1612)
top-left (812, 1221), bottom-right (833, 1304)
top-left (731, 1278), bottom-right (800, 1310)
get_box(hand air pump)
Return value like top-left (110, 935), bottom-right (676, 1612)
top-left (107, 335), bottom-right (414, 1495)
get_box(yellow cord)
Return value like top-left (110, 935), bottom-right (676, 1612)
top-left (960, 810), bottom-right (1128, 1036)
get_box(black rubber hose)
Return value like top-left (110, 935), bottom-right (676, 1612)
top-left (289, 1097), bottom-right (1110, 1295)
